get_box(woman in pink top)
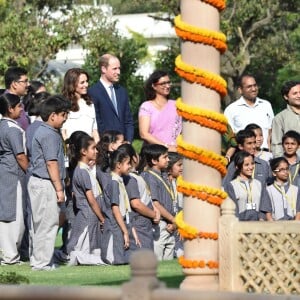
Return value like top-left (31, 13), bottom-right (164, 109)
top-left (138, 70), bottom-right (182, 152)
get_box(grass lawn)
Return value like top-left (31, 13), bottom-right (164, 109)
top-left (0, 259), bottom-right (184, 287)
top-left (0, 233), bottom-right (184, 287)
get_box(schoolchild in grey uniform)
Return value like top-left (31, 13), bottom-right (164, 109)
top-left (27, 95), bottom-right (70, 270)
top-left (95, 130), bottom-right (124, 173)
top-left (54, 130), bottom-right (92, 261)
top-left (140, 144), bottom-right (177, 261)
top-left (0, 94), bottom-right (28, 265)
top-left (25, 92), bottom-right (50, 162)
top-left (281, 131), bottom-right (300, 187)
top-left (118, 144), bottom-right (160, 253)
top-left (266, 157), bottom-right (300, 221)
top-left (166, 152), bottom-right (184, 258)
top-left (223, 151), bottom-right (272, 221)
top-left (66, 133), bottom-right (105, 265)
top-left (244, 123), bottom-right (273, 162)
top-left (222, 129), bottom-right (272, 187)
top-left (100, 148), bottom-right (131, 265)
top-left (21, 92), bottom-right (50, 261)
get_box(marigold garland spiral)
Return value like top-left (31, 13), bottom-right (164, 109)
top-left (176, 211), bottom-right (219, 240)
top-left (174, 15), bottom-right (227, 53)
top-left (176, 98), bottom-right (228, 134)
top-left (175, 0), bottom-right (228, 269)
top-left (177, 135), bottom-right (227, 177)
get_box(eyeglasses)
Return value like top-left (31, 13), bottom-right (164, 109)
top-left (155, 81), bottom-right (172, 87)
top-left (274, 168), bottom-right (289, 173)
top-left (16, 79), bottom-right (29, 84)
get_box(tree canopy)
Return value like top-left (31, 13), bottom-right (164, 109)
top-left (0, 0), bottom-right (148, 136)
top-left (1, 0), bottom-right (299, 117)
top-left (0, 0), bottom-right (81, 82)
top-left (126, 0), bottom-right (299, 112)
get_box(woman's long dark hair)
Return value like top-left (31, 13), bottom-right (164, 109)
top-left (144, 70), bottom-right (169, 100)
top-left (232, 151), bottom-right (254, 179)
top-left (62, 68), bottom-right (92, 112)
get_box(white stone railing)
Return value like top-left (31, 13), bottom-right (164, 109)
top-left (219, 198), bottom-right (300, 295)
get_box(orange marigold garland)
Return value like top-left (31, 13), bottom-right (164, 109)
top-left (174, 0), bottom-right (227, 268)
top-left (179, 256), bottom-right (219, 269)
top-left (174, 15), bottom-right (227, 53)
top-left (177, 135), bottom-right (227, 177)
top-left (175, 55), bottom-right (227, 97)
top-left (176, 98), bottom-right (227, 134)
top-left (175, 211), bottom-right (218, 240)
top-left (177, 176), bottom-right (227, 206)
top-left (201, 0), bottom-right (226, 11)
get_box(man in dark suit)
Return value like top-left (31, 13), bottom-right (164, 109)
top-left (88, 54), bottom-right (134, 142)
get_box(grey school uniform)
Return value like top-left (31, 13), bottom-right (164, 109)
top-left (124, 172), bottom-right (154, 252)
top-left (141, 168), bottom-right (175, 261)
top-left (100, 172), bottom-right (131, 265)
top-left (266, 182), bottom-right (300, 220)
top-left (224, 176), bottom-right (272, 221)
top-left (21, 119), bottom-right (43, 260)
top-left (223, 156), bottom-right (272, 187)
top-left (286, 155), bottom-right (300, 187)
top-left (27, 123), bottom-right (65, 270)
top-left (0, 118), bottom-right (26, 264)
top-left (25, 119), bottom-right (43, 162)
top-left (67, 163), bottom-right (105, 265)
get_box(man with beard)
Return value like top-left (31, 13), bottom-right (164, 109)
top-left (271, 81), bottom-right (300, 157)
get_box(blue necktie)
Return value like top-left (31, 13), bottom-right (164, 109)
top-left (109, 85), bottom-right (118, 115)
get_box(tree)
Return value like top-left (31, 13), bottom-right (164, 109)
top-left (105, 0), bottom-right (179, 15)
top-left (125, 0), bottom-right (299, 112)
top-left (0, 0), bottom-right (83, 86)
top-left (221, 0), bottom-right (300, 109)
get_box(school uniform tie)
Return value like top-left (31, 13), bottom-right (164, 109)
top-left (109, 85), bottom-right (118, 115)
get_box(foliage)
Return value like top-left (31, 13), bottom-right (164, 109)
top-left (106, 0), bottom-right (179, 16)
top-left (0, 0), bottom-right (84, 85)
top-left (221, 0), bottom-right (300, 109)
top-left (128, 0), bottom-right (299, 113)
top-left (0, 271), bottom-right (29, 284)
top-left (132, 139), bottom-right (143, 154)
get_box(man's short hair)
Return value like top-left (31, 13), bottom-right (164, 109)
top-left (282, 130), bottom-right (300, 145)
top-left (99, 54), bottom-right (117, 72)
top-left (281, 80), bottom-right (300, 99)
top-left (236, 74), bottom-right (255, 89)
top-left (236, 129), bottom-right (256, 146)
top-left (40, 94), bottom-right (71, 122)
top-left (4, 67), bottom-right (27, 89)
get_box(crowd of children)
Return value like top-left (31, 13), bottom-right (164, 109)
top-left (222, 126), bottom-right (300, 222)
top-left (1, 87), bottom-right (300, 271)
top-left (0, 93), bottom-right (185, 269)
